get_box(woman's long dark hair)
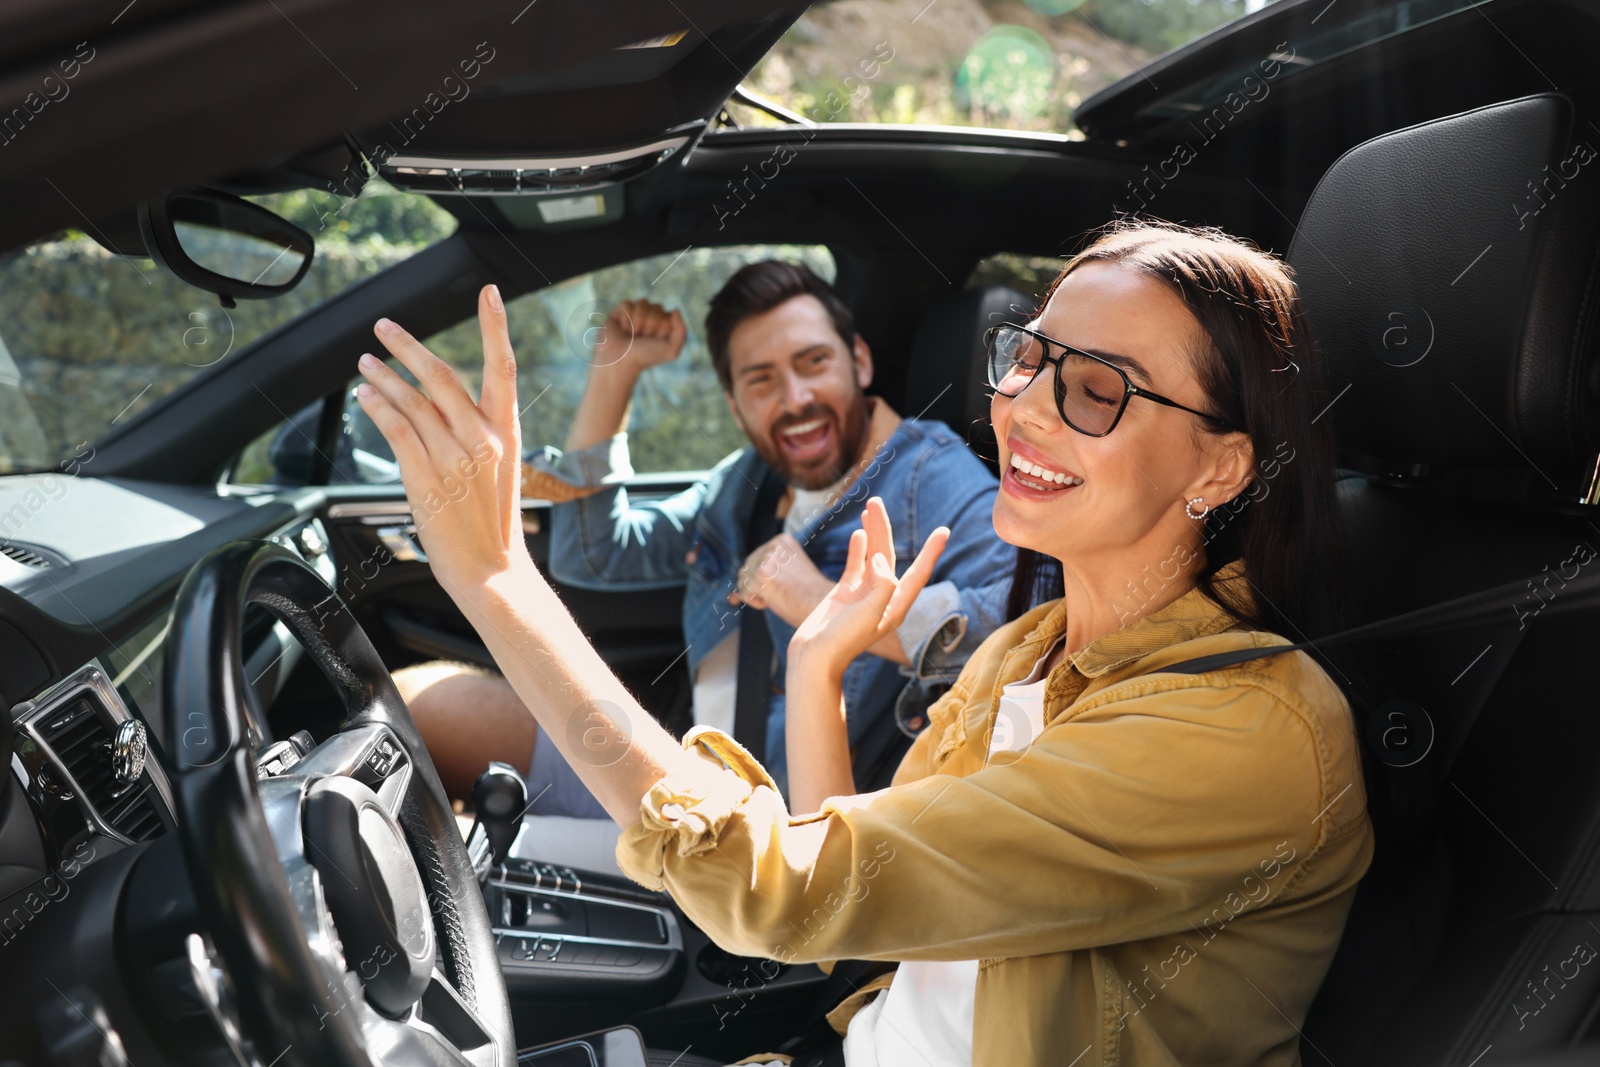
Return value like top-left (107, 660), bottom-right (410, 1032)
top-left (1004, 219), bottom-right (1349, 644)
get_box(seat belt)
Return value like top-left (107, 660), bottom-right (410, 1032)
top-left (732, 467), bottom-right (788, 765)
top-left (1161, 565), bottom-right (1600, 675)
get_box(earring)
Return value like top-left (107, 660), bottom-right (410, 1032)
top-left (1185, 497), bottom-right (1209, 520)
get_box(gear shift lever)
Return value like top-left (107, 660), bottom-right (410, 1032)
top-left (467, 761), bottom-right (526, 880)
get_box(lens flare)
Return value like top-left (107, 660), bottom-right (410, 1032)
top-left (954, 26), bottom-right (1055, 124)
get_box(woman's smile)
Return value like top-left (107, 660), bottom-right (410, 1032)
top-left (1000, 436), bottom-right (1083, 500)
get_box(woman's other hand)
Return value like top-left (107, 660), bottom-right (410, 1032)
top-left (354, 284), bottom-right (531, 594)
top-left (788, 497), bottom-right (948, 682)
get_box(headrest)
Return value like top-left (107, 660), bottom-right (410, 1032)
top-left (904, 284), bottom-right (1034, 458)
top-left (1290, 93), bottom-right (1600, 479)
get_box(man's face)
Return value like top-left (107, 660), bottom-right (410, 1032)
top-left (724, 294), bottom-right (873, 491)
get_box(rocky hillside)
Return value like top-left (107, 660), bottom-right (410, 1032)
top-left (745, 0), bottom-right (1242, 135)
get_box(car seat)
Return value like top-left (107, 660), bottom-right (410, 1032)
top-left (901, 283), bottom-right (1034, 475)
top-left (1291, 93), bottom-right (1600, 1064)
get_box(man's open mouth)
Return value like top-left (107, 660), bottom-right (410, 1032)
top-left (776, 417), bottom-right (834, 462)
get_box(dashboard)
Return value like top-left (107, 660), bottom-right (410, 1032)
top-left (0, 472), bottom-right (820, 1062)
top-left (0, 472), bottom-right (343, 911)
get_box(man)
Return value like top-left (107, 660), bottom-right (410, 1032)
top-left (398, 261), bottom-right (1013, 814)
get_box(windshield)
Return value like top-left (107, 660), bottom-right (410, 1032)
top-left (0, 179), bottom-right (457, 475)
top-left (734, 0), bottom-right (1270, 136)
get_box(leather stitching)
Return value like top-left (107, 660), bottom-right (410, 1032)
top-left (401, 794), bottom-right (476, 1007)
top-left (251, 589), bottom-right (362, 696)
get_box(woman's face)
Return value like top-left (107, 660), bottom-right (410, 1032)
top-left (991, 260), bottom-right (1253, 574)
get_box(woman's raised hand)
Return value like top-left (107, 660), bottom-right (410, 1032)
top-left (788, 497), bottom-right (948, 680)
top-left (353, 285), bottom-right (531, 593)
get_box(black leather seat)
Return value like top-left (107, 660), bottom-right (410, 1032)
top-left (902, 284), bottom-right (1034, 473)
top-left (1291, 94), bottom-right (1600, 1063)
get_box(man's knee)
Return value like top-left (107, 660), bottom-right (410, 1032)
top-left (392, 659), bottom-right (498, 708)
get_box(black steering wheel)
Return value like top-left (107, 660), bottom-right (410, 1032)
top-left (160, 540), bottom-right (515, 1067)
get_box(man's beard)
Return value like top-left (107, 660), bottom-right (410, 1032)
top-left (750, 396), bottom-right (871, 491)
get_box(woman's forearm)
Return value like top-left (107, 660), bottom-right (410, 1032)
top-left (351, 289), bottom-right (707, 828)
top-left (783, 655), bottom-right (857, 814)
top-left (780, 504), bottom-right (949, 812)
top-left (444, 558), bottom-right (700, 826)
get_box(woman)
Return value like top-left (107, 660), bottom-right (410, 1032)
top-left (352, 220), bottom-right (1373, 1066)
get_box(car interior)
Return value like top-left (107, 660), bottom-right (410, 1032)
top-left (4, 0), bottom-right (1600, 1064)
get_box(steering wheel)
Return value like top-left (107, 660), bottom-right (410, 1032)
top-left (160, 539), bottom-right (515, 1067)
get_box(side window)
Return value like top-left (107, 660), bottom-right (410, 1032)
top-left (235, 244), bottom-right (836, 488)
top-left (313, 244), bottom-right (836, 484)
top-left (8, 179), bottom-right (455, 483)
top-left (965, 252), bottom-right (1062, 310)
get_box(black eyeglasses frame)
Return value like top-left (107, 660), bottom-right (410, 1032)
top-left (984, 321), bottom-right (1240, 437)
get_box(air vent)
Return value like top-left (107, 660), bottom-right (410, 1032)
top-left (35, 695), bottom-right (164, 842)
top-left (0, 541), bottom-right (52, 568)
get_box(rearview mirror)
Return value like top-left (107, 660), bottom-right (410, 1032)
top-left (138, 187), bottom-right (313, 306)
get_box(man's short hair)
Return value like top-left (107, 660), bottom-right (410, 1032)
top-left (705, 261), bottom-right (857, 392)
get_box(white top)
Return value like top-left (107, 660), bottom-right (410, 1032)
top-left (843, 639), bottom-right (1061, 1067)
top-left (688, 475), bottom-right (849, 734)
top-left (690, 631), bottom-right (741, 737)
top-left (784, 480), bottom-right (842, 538)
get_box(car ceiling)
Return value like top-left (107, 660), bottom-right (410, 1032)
top-left (37, 0), bottom-right (1600, 490)
top-left (10, 0), bottom-right (1600, 484)
top-left (7, 0), bottom-right (1595, 258)
top-left (0, 0), bottom-right (807, 254)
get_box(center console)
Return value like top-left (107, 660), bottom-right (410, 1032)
top-left (464, 765), bottom-right (822, 1059)
top-left (515, 1024), bottom-right (650, 1067)
top-left (488, 858), bottom-right (684, 999)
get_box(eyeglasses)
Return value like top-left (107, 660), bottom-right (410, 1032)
top-left (984, 322), bottom-right (1239, 437)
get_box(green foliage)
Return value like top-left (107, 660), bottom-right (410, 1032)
top-left (1077, 0), bottom-right (1249, 55)
top-left (965, 252), bottom-right (1066, 307)
top-left (353, 245), bottom-right (838, 477)
top-left (749, 0), bottom-right (1250, 135)
top-left (954, 26), bottom-right (1057, 124)
top-left (258, 183), bottom-right (459, 249)
top-left (0, 181), bottom-right (455, 474)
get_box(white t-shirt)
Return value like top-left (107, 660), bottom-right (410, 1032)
top-left (688, 477), bottom-right (849, 733)
top-left (842, 639), bottom-right (1061, 1067)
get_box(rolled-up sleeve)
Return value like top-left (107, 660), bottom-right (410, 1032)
top-left (899, 578), bottom-right (1010, 686)
top-left (543, 434), bottom-right (714, 591)
top-left (527, 434), bottom-right (637, 490)
top-left (616, 676), bottom-right (1346, 967)
top-left (621, 727), bottom-right (773, 888)
top-left (894, 443), bottom-right (1016, 687)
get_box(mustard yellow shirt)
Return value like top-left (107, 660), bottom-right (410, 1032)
top-left (617, 561), bottom-right (1374, 1066)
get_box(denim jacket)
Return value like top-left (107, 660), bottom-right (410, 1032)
top-left (539, 414), bottom-right (1016, 790)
